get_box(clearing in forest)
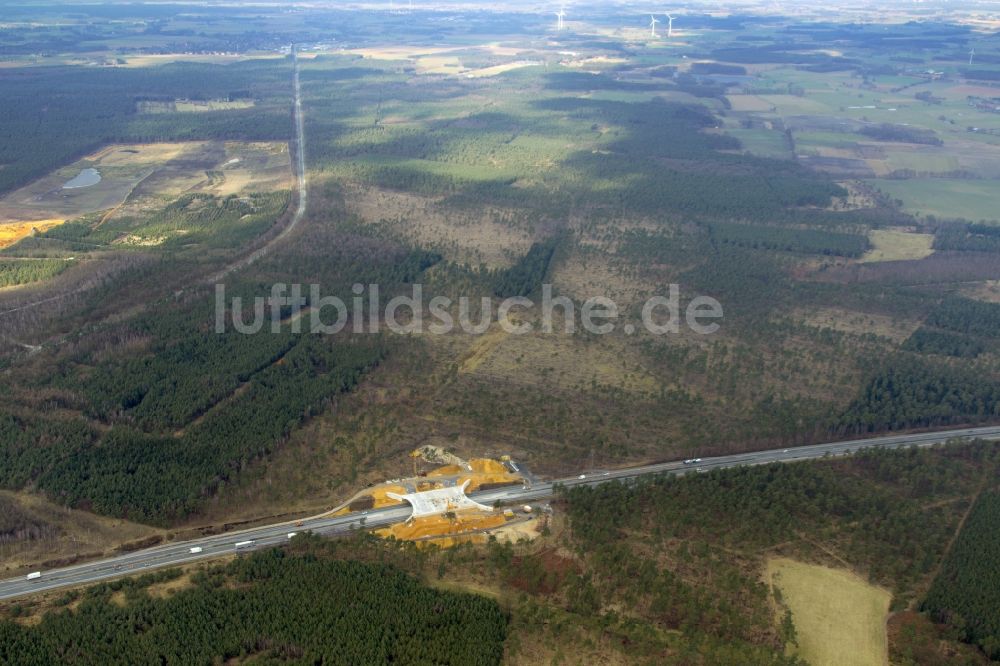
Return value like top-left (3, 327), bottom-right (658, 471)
top-left (860, 229), bottom-right (935, 263)
top-left (767, 557), bottom-right (890, 666)
top-left (0, 141), bottom-right (290, 248)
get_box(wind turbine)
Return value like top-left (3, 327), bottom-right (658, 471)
top-left (555, 7), bottom-right (566, 31)
top-left (649, 15), bottom-right (659, 38)
top-left (665, 13), bottom-right (675, 38)
top-left (969, 47), bottom-right (975, 66)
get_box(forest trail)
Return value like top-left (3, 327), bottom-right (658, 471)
top-left (206, 47), bottom-right (307, 284)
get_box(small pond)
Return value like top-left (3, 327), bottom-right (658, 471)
top-left (63, 168), bottom-right (101, 189)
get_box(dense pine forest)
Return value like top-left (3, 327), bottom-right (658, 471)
top-left (923, 489), bottom-right (1000, 659)
top-left (0, 260), bottom-right (72, 288)
top-left (0, 549), bottom-right (507, 665)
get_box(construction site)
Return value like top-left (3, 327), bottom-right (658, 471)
top-left (331, 448), bottom-right (546, 548)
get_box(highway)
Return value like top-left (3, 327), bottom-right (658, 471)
top-left (1, 424), bottom-right (999, 600)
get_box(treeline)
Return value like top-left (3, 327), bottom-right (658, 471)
top-left (934, 222), bottom-right (1000, 252)
top-left (0, 549), bottom-right (507, 665)
top-left (542, 97), bottom-right (843, 216)
top-left (489, 237), bottom-right (560, 298)
top-left (564, 444), bottom-right (990, 566)
top-left (925, 297), bottom-right (1000, 340)
top-left (962, 69), bottom-right (1000, 81)
top-left (0, 259), bottom-right (72, 287)
top-left (689, 62), bottom-right (748, 76)
top-left (834, 357), bottom-right (1000, 434)
top-left (902, 297), bottom-right (1000, 359)
top-left (708, 221), bottom-right (870, 257)
top-left (310, 74), bottom-right (845, 226)
top-left (902, 327), bottom-right (985, 358)
top-left (65, 323), bottom-right (300, 431)
top-left (543, 71), bottom-right (665, 93)
top-left (859, 123), bottom-right (943, 145)
top-left (710, 46), bottom-right (847, 65)
top-left (684, 246), bottom-right (795, 318)
top-left (923, 489), bottom-right (1000, 659)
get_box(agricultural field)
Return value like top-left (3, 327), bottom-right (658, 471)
top-left (870, 178), bottom-right (1000, 223)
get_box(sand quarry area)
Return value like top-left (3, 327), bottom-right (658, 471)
top-left (0, 141), bottom-right (291, 249)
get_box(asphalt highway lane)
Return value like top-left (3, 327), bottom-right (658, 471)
top-left (2, 424), bottom-right (998, 600)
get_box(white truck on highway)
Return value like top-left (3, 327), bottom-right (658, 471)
top-left (189, 546), bottom-right (203, 554)
top-left (234, 540), bottom-right (255, 550)
top-left (25, 571), bottom-right (41, 581)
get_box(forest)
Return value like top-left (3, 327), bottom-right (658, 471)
top-left (563, 443), bottom-right (998, 596)
top-left (0, 60), bottom-right (292, 195)
top-left (0, 268), bottom-right (394, 522)
top-left (489, 238), bottom-right (560, 298)
top-left (0, 259), bottom-right (73, 288)
top-left (707, 221), bottom-right (870, 257)
top-left (61, 192), bottom-right (292, 253)
top-left (833, 357), bottom-right (1000, 434)
top-left (0, 6), bottom-right (998, 664)
top-left (859, 123), bottom-right (943, 145)
top-left (934, 222), bottom-right (1000, 252)
top-left (923, 489), bottom-right (1000, 659)
top-left (901, 297), bottom-right (1000, 359)
top-left (3, 442), bottom-right (997, 664)
top-left (0, 549), bottom-right (507, 665)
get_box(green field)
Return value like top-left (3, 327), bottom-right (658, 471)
top-left (726, 128), bottom-right (794, 158)
top-left (768, 558), bottom-right (891, 666)
top-left (870, 178), bottom-right (1000, 222)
